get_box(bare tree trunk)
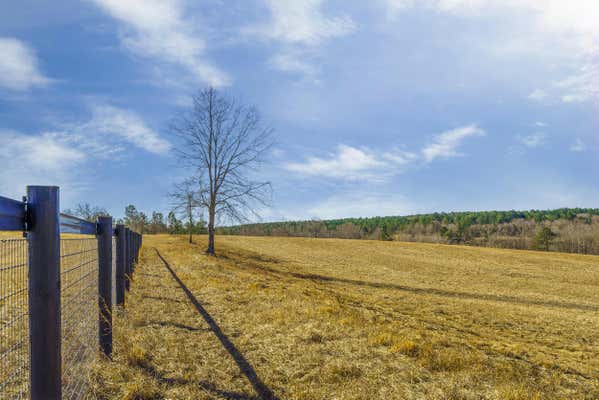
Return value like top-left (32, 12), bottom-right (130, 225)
top-left (207, 203), bottom-right (215, 255)
top-left (188, 196), bottom-right (193, 244)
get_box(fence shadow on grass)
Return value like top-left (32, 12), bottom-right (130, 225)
top-left (154, 248), bottom-right (279, 400)
top-left (138, 361), bottom-right (260, 400)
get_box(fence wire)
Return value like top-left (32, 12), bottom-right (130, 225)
top-left (60, 238), bottom-right (98, 400)
top-left (0, 238), bottom-right (29, 400)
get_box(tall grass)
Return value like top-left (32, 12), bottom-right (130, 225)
top-left (91, 235), bottom-right (599, 399)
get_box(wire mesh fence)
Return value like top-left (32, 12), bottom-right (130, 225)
top-left (1, 187), bottom-right (142, 400)
top-left (60, 238), bottom-right (99, 400)
top-left (0, 239), bottom-right (29, 400)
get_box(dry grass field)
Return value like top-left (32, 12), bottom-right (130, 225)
top-left (1, 231), bottom-right (101, 398)
top-left (85, 234), bottom-right (599, 399)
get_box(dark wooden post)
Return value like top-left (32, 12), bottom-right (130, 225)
top-left (27, 186), bottom-right (61, 400)
top-left (97, 216), bottom-right (112, 356)
top-left (134, 233), bottom-right (139, 264)
top-left (125, 227), bottom-right (130, 291)
top-left (115, 224), bottom-right (126, 305)
top-left (133, 232), bottom-right (137, 267)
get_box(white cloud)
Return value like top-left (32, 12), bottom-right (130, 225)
top-left (518, 132), bottom-right (546, 148)
top-left (285, 124), bottom-right (483, 180)
top-left (252, 0), bottom-right (355, 45)
top-left (570, 138), bottom-right (586, 152)
top-left (528, 89), bottom-right (548, 102)
top-left (83, 105), bottom-right (171, 154)
top-left (0, 38), bottom-right (51, 91)
top-left (245, 0), bottom-right (355, 76)
top-left (0, 105), bottom-right (169, 198)
top-left (0, 130), bottom-right (86, 199)
top-left (285, 144), bottom-right (416, 180)
top-left (534, 121), bottom-right (547, 127)
top-left (92, 0), bottom-right (229, 86)
top-left (422, 124), bottom-right (485, 162)
top-left (284, 125), bottom-right (485, 182)
top-left (269, 50), bottom-right (318, 76)
top-left (385, 1), bottom-right (599, 103)
top-left (557, 62), bottom-right (599, 103)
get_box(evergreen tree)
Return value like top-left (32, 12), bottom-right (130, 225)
top-left (534, 227), bottom-right (557, 251)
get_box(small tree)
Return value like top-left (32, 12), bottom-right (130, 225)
top-left (167, 211), bottom-right (183, 234)
top-left (124, 204), bottom-right (140, 231)
top-left (534, 227), bottom-right (557, 251)
top-left (148, 211), bottom-right (167, 234)
top-left (139, 212), bottom-right (148, 234)
top-left (169, 179), bottom-right (202, 244)
top-left (170, 87), bottom-right (273, 255)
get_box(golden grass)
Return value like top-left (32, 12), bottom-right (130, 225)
top-left (0, 231), bottom-right (21, 238)
top-left (0, 232), bottom-right (99, 398)
top-left (90, 234), bottom-right (599, 399)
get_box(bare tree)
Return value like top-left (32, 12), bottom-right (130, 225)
top-left (170, 88), bottom-right (272, 255)
top-left (169, 179), bottom-right (202, 244)
top-left (64, 202), bottom-right (110, 222)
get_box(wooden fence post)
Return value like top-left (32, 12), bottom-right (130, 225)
top-left (115, 224), bottom-right (126, 306)
top-left (97, 216), bottom-right (113, 356)
top-left (125, 227), bottom-right (131, 291)
top-left (27, 186), bottom-right (61, 400)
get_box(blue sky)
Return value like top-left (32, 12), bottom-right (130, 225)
top-left (0, 0), bottom-right (597, 221)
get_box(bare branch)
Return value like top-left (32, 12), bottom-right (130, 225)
top-left (169, 87), bottom-right (273, 254)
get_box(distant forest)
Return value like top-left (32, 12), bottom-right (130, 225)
top-left (217, 208), bottom-right (599, 255)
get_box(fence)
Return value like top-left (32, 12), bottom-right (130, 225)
top-left (0, 186), bottom-right (142, 400)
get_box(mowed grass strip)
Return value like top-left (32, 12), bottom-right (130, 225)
top-left (91, 235), bottom-right (599, 399)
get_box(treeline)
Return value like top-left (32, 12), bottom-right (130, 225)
top-left (65, 203), bottom-right (207, 235)
top-left (118, 205), bottom-right (207, 235)
top-left (217, 208), bottom-right (599, 255)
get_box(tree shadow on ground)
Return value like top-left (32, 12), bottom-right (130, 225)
top-left (220, 250), bottom-right (599, 312)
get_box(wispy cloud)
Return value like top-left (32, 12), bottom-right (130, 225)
top-left (269, 50), bottom-right (318, 76)
top-left (0, 105), bottom-right (169, 198)
top-left (518, 132), bottom-right (546, 148)
top-left (528, 89), bottom-right (548, 102)
top-left (0, 38), bottom-right (51, 91)
top-left (422, 125), bottom-right (485, 163)
top-left (286, 124), bottom-right (483, 180)
top-left (83, 105), bottom-right (171, 154)
top-left (285, 144), bottom-right (416, 180)
top-left (570, 138), bottom-right (586, 152)
top-left (251, 0), bottom-right (355, 45)
top-left (92, 0), bottom-right (229, 86)
top-left (557, 63), bottom-right (599, 103)
top-left (0, 130), bottom-right (86, 199)
top-left (245, 0), bottom-right (355, 77)
top-left (386, 1), bottom-right (599, 103)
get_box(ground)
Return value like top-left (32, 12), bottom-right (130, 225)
top-left (91, 234), bottom-right (599, 399)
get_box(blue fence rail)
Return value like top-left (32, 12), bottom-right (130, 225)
top-left (0, 186), bottom-right (142, 400)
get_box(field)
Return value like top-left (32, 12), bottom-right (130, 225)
top-left (85, 234), bottom-right (599, 399)
top-left (0, 231), bottom-right (101, 398)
